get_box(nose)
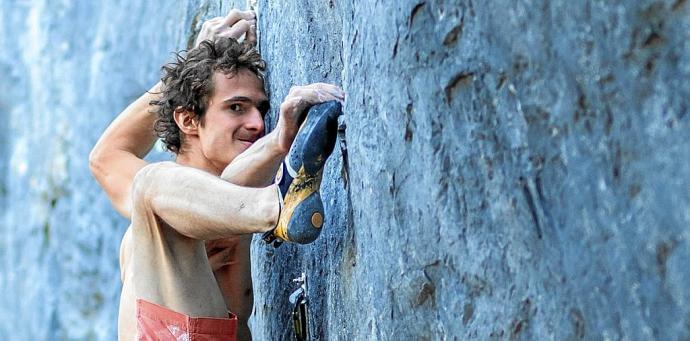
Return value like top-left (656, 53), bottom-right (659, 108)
top-left (244, 107), bottom-right (265, 133)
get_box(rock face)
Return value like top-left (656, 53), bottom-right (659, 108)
top-left (1, 0), bottom-right (689, 339)
top-left (0, 1), bottom-right (223, 339)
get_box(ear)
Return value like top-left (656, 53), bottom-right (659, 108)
top-left (173, 108), bottom-right (200, 137)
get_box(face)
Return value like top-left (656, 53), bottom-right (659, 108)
top-left (196, 68), bottom-right (269, 172)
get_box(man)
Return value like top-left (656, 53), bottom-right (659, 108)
top-left (89, 9), bottom-right (344, 340)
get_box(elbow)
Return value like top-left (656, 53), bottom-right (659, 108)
top-left (88, 146), bottom-right (104, 178)
top-left (131, 164), bottom-right (154, 207)
top-left (88, 144), bottom-right (112, 183)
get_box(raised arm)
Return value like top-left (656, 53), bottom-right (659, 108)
top-left (90, 9), bottom-right (258, 219)
top-left (89, 82), bottom-right (161, 218)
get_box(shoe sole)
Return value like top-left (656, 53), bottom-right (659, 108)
top-left (270, 101), bottom-right (342, 245)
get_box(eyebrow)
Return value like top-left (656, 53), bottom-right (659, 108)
top-left (222, 96), bottom-right (269, 105)
top-left (222, 96), bottom-right (271, 113)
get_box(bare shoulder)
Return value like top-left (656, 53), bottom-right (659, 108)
top-left (133, 161), bottom-right (178, 181)
top-left (130, 161), bottom-right (178, 206)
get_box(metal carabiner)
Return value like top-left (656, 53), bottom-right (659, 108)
top-left (290, 273), bottom-right (309, 341)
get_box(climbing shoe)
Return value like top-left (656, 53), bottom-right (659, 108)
top-left (263, 100), bottom-right (342, 247)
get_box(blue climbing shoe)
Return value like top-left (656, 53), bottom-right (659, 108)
top-left (263, 100), bottom-right (342, 247)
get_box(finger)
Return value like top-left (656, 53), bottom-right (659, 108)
top-left (280, 97), bottom-right (308, 118)
top-left (303, 82), bottom-right (337, 90)
top-left (210, 19), bottom-right (226, 32)
top-left (196, 17), bottom-right (225, 46)
top-left (297, 88), bottom-right (342, 104)
top-left (245, 24), bottom-right (257, 46)
top-left (207, 249), bottom-right (235, 271)
top-left (320, 85), bottom-right (346, 100)
top-left (303, 83), bottom-right (345, 98)
top-left (219, 19), bottom-right (255, 40)
top-left (201, 16), bottom-right (223, 30)
top-left (282, 85), bottom-right (343, 117)
top-left (223, 9), bottom-right (256, 27)
top-left (320, 85), bottom-right (345, 99)
top-left (313, 89), bottom-right (332, 103)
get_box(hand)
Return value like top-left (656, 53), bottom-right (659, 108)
top-left (276, 83), bottom-right (345, 152)
top-left (194, 9), bottom-right (257, 47)
top-left (205, 237), bottom-right (240, 272)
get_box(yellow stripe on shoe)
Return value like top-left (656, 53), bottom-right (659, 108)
top-left (273, 165), bottom-right (324, 242)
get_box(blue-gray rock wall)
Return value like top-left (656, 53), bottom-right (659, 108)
top-left (0, 0), bottom-right (689, 339)
top-left (0, 1), bottom-right (223, 339)
top-left (254, 0), bottom-right (690, 339)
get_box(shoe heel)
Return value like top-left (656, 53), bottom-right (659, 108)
top-left (284, 191), bottom-right (324, 244)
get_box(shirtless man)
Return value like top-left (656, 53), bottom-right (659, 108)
top-left (89, 9), bottom-right (344, 340)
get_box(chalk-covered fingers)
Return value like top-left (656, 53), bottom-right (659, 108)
top-left (218, 9), bottom-right (256, 43)
top-left (276, 84), bottom-right (345, 151)
top-left (281, 83), bottom-right (345, 124)
top-left (245, 23), bottom-right (257, 46)
top-left (223, 9), bottom-right (255, 26)
top-left (194, 16), bottom-right (220, 46)
top-left (194, 9), bottom-right (257, 47)
top-left (218, 18), bottom-right (256, 41)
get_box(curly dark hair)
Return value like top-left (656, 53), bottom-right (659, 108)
top-left (151, 37), bottom-right (266, 153)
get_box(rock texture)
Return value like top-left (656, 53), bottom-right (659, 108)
top-left (1, 0), bottom-right (689, 339)
top-left (0, 1), bottom-right (225, 339)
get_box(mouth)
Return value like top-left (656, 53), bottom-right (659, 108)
top-left (237, 137), bottom-right (259, 148)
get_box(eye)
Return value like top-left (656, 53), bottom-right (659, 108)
top-left (229, 103), bottom-right (243, 112)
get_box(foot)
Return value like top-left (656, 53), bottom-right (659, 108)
top-left (263, 100), bottom-right (342, 247)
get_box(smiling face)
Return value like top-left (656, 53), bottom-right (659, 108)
top-left (196, 68), bottom-right (270, 173)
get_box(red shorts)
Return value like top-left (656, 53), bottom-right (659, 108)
top-left (136, 299), bottom-right (237, 340)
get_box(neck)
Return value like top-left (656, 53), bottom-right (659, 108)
top-left (175, 146), bottom-right (223, 176)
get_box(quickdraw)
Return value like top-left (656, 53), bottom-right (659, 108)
top-left (289, 273), bottom-right (309, 341)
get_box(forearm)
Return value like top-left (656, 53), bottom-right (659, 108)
top-left (220, 127), bottom-right (289, 187)
top-left (91, 82), bottom-right (162, 159)
top-left (89, 82), bottom-right (162, 217)
top-left (140, 163), bottom-right (279, 240)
